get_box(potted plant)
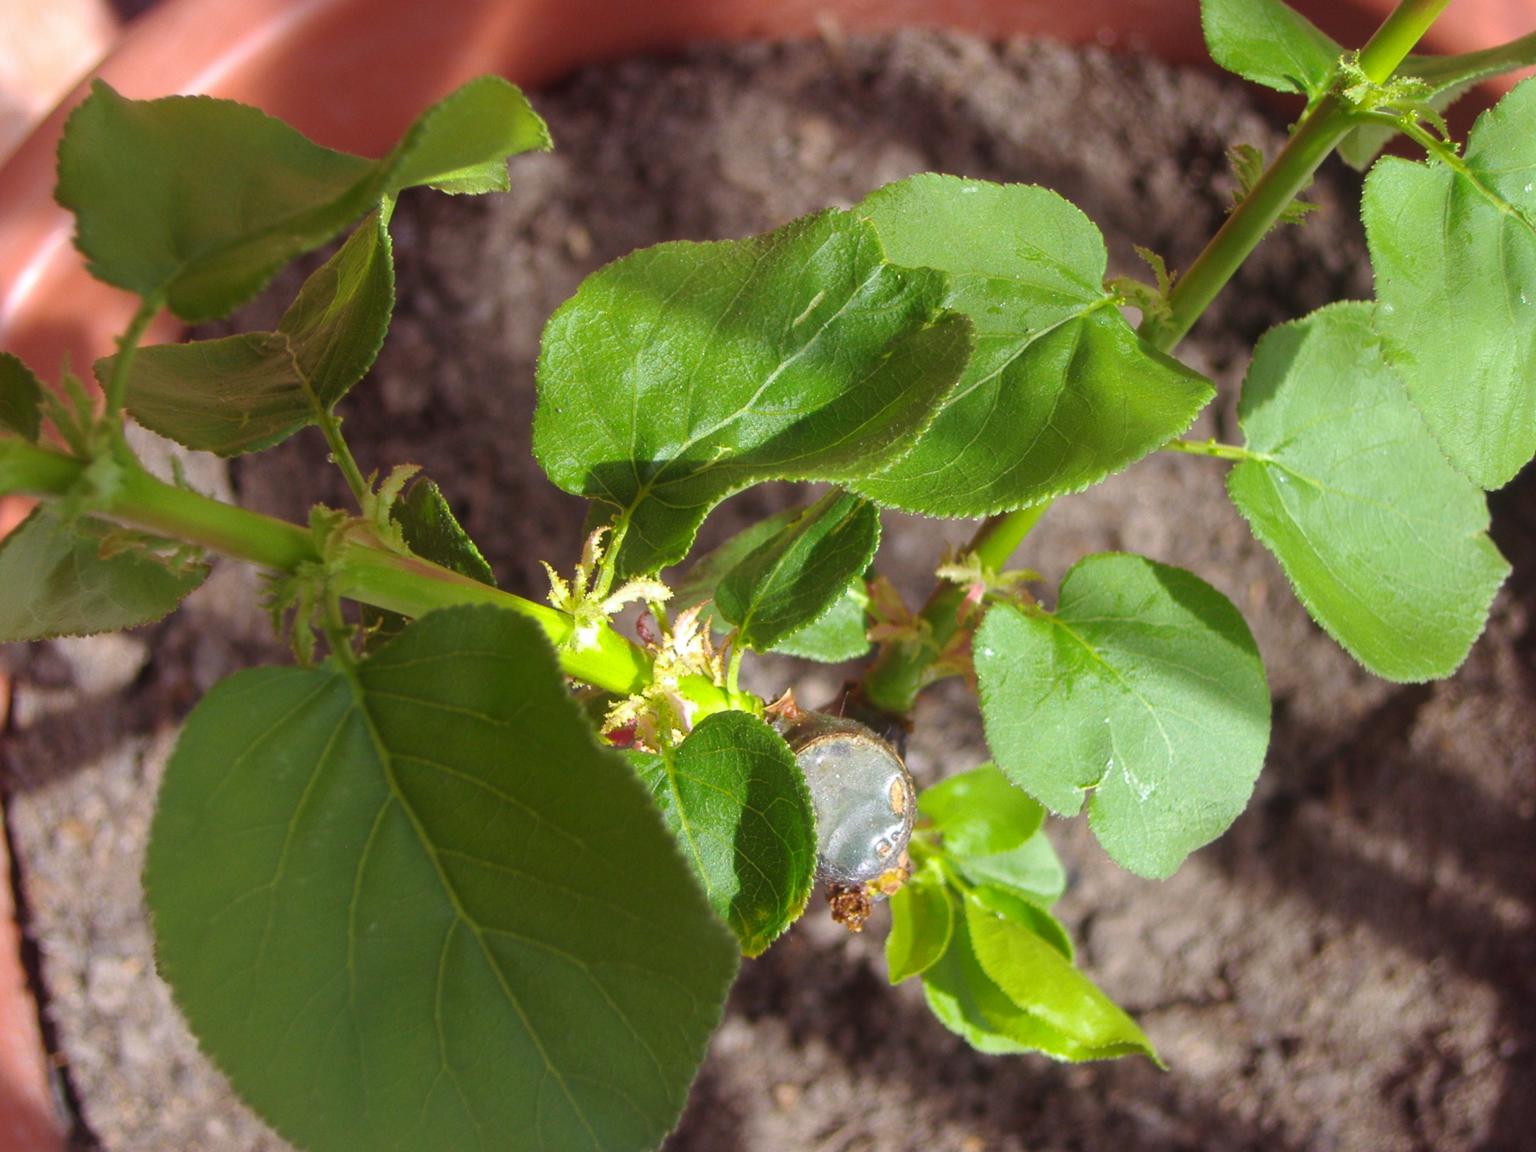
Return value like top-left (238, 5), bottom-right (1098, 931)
top-left (1, 1), bottom-right (1533, 1149)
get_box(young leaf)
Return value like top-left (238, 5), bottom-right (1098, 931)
top-left (715, 490), bottom-right (880, 652)
top-left (101, 212), bottom-right (394, 455)
top-left (532, 209), bottom-right (972, 575)
top-left (1362, 77), bottom-right (1536, 489)
top-left (1228, 304), bottom-right (1508, 681)
top-left (0, 353), bottom-right (43, 441)
top-left (672, 508), bottom-right (871, 662)
top-left (952, 833), bottom-right (1067, 907)
top-left (921, 899), bottom-right (1154, 1062)
top-left (885, 860), bottom-right (954, 983)
top-left (852, 175), bottom-right (1214, 517)
top-left (57, 77), bottom-right (547, 321)
top-left (359, 476), bottom-right (496, 646)
top-left (1200, 0), bottom-right (1341, 97)
top-left (771, 580), bottom-right (870, 662)
top-left (974, 553), bottom-right (1270, 879)
top-left (389, 476), bottom-right (496, 587)
top-left (918, 763), bottom-right (1045, 859)
top-left (0, 507), bottom-right (206, 642)
top-left (969, 883), bottom-right (1074, 960)
top-left (628, 711), bottom-right (817, 957)
top-left (144, 606), bottom-right (737, 1152)
top-left (962, 895), bottom-right (1158, 1061)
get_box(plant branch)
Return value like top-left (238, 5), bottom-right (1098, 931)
top-left (0, 439), bottom-right (655, 697)
top-left (859, 0), bottom-right (1452, 717)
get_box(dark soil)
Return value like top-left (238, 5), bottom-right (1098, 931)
top-left (3, 30), bottom-right (1533, 1152)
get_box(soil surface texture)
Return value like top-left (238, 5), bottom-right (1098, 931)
top-left (3, 30), bottom-right (1533, 1152)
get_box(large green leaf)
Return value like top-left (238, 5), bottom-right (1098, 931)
top-left (144, 606), bottom-right (738, 1152)
top-left (629, 712), bottom-right (816, 957)
top-left (0, 353), bottom-right (42, 441)
top-left (103, 211), bottom-right (395, 455)
top-left (57, 77), bottom-right (548, 321)
top-left (1200, 0), bottom-right (1341, 97)
top-left (532, 209), bottom-right (972, 575)
top-left (1363, 77), bottom-right (1536, 489)
top-left (974, 554), bottom-right (1270, 879)
top-left (850, 176), bottom-right (1213, 517)
top-left (1228, 305), bottom-right (1507, 681)
top-left (0, 507), bottom-right (206, 641)
top-left (714, 490), bottom-right (879, 652)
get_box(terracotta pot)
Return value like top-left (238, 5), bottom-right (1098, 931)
top-left (0, 1), bottom-right (1529, 1147)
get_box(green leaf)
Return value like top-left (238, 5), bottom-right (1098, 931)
top-left (885, 860), bottom-right (954, 983)
top-left (715, 490), bottom-right (880, 651)
top-left (0, 507), bottom-right (206, 642)
top-left (671, 508), bottom-right (871, 662)
top-left (144, 606), bottom-right (737, 1152)
top-left (921, 898), bottom-right (1153, 1062)
top-left (0, 353), bottom-right (43, 441)
top-left (532, 209), bottom-right (972, 575)
top-left (104, 212), bottom-right (394, 455)
top-left (968, 883), bottom-right (1073, 961)
top-left (975, 553), bottom-right (1270, 879)
top-left (962, 895), bottom-right (1157, 1061)
top-left (360, 476), bottom-right (495, 647)
top-left (1228, 305), bottom-right (1508, 681)
top-left (1362, 77), bottom-right (1536, 488)
top-left (918, 764), bottom-right (1045, 859)
top-left (628, 711), bottom-right (816, 957)
top-left (57, 77), bottom-right (548, 321)
top-left (953, 833), bottom-right (1067, 906)
top-left (1200, 0), bottom-right (1341, 97)
top-left (851, 175), bottom-right (1213, 517)
top-left (390, 477), bottom-right (496, 587)
top-left (771, 580), bottom-right (870, 662)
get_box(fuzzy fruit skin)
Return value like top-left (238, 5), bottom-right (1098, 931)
top-left (776, 712), bottom-right (915, 885)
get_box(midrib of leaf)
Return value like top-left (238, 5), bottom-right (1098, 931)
top-left (1250, 465), bottom-right (1408, 638)
top-left (939, 291), bottom-right (1115, 410)
top-left (659, 744), bottom-right (712, 904)
top-left (336, 663), bottom-right (614, 1150)
top-left (1037, 611), bottom-right (1176, 780)
top-left (626, 257), bottom-right (886, 503)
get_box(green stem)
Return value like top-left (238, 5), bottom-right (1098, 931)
top-left (1356, 0), bottom-right (1454, 84)
top-left (862, 500), bottom-right (1051, 715)
top-left (0, 439), bottom-right (651, 696)
top-left (317, 411), bottom-right (372, 509)
top-left (104, 296), bottom-right (162, 416)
